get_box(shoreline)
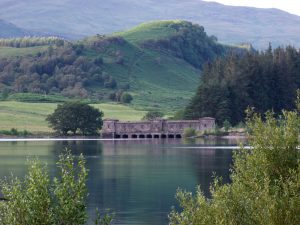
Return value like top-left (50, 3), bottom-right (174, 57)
top-left (0, 133), bottom-right (248, 141)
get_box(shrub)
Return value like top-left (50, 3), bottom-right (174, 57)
top-left (0, 150), bottom-right (88, 225)
top-left (0, 129), bottom-right (32, 136)
top-left (120, 92), bottom-right (133, 103)
top-left (222, 119), bottom-right (231, 132)
top-left (143, 111), bottom-right (164, 120)
top-left (169, 103), bottom-right (300, 225)
top-left (183, 128), bottom-right (196, 138)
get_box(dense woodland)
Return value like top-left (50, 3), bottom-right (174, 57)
top-left (0, 38), bottom-right (121, 100)
top-left (140, 21), bottom-right (226, 68)
top-left (185, 45), bottom-right (300, 124)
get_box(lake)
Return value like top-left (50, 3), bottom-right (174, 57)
top-left (0, 138), bottom-right (244, 225)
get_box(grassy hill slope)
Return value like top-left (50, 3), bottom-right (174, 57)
top-left (0, 46), bottom-right (48, 58)
top-left (0, 0), bottom-right (299, 48)
top-left (0, 21), bottom-right (228, 112)
top-left (115, 20), bottom-right (182, 44)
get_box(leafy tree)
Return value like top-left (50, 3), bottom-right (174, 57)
top-left (0, 150), bottom-right (88, 225)
top-left (120, 92), bottom-right (133, 103)
top-left (169, 99), bottom-right (300, 224)
top-left (143, 111), bottom-right (164, 120)
top-left (183, 128), bottom-right (196, 138)
top-left (222, 119), bottom-right (231, 132)
top-left (46, 101), bottom-right (103, 135)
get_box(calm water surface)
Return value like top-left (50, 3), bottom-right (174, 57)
top-left (0, 138), bottom-right (244, 225)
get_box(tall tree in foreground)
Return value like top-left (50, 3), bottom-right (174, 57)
top-left (0, 150), bottom-right (114, 225)
top-left (0, 150), bottom-right (88, 225)
top-left (169, 95), bottom-right (300, 225)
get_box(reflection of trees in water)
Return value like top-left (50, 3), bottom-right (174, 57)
top-left (50, 140), bottom-right (103, 156)
top-left (88, 139), bottom-right (198, 224)
top-left (188, 148), bottom-right (233, 197)
top-left (0, 139), bottom-right (237, 225)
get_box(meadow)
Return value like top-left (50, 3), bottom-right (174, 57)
top-left (0, 46), bottom-right (48, 58)
top-left (0, 101), bottom-right (146, 133)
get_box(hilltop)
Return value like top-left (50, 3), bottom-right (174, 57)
top-left (0, 0), bottom-right (299, 48)
top-left (0, 19), bottom-right (34, 38)
top-left (0, 21), bottom-right (233, 112)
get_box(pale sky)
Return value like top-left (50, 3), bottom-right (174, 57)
top-left (203, 0), bottom-right (300, 16)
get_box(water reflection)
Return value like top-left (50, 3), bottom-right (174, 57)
top-left (0, 138), bottom-right (240, 225)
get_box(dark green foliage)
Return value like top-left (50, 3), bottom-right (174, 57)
top-left (0, 88), bottom-right (9, 100)
top-left (0, 41), bottom-right (118, 99)
top-left (0, 151), bottom-right (90, 225)
top-left (0, 37), bottom-right (66, 48)
top-left (172, 109), bottom-right (185, 120)
top-left (7, 93), bottom-right (68, 103)
top-left (0, 128), bottom-right (32, 136)
top-left (183, 128), bottom-right (196, 138)
top-left (93, 56), bottom-right (103, 66)
top-left (140, 21), bottom-right (226, 69)
top-left (143, 111), bottom-right (164, 120)
top-left (169, 102), bottom-right (300, 225)
top-left (46, 101), bottom-right (103, 135)
top-left (120, 92), bottom-right (133, 103)
top-left (222, 120), bottom-right (231, 132)
top-left (94, 209), bottom-right (115, 225)
top-left (185, 46), bottom-right (300, 125)
top-left (104, 77), bottom-right (117, 89)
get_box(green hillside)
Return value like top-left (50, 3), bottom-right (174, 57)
top-left (116, 20), bottom-right (182, 44)
top-left (0, 46), bottom-right (48, 58)
top-left (0, 21), bottom-right (231, 112)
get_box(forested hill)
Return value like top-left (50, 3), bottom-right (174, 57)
top-left (184, 46), bottom-right (300, 125)
top-left (0, 21), bottom-right (233, 111)
top-left (0, 0), bottom-right (299, 48)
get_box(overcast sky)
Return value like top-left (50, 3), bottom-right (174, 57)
top-left (203, 0), bottom-right (300, 16)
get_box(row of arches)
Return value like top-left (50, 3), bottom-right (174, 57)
top-left (115, 134), bottom-right (182, 139)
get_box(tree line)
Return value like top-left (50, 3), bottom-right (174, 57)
top-left (0, 38), bottom-right (132, 102)
top-left (184, 45), bottom-right (300, 125)
top-left (0, 37), bottom-right (66, 48)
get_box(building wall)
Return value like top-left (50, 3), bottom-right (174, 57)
top-left (102, 118), bottom-right (215, 138)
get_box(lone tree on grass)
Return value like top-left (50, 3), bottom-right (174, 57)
top-left (46, 102), bottom-right (103, 135)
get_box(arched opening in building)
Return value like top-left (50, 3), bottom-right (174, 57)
top-left (131, 134), bottom-right (137, 139)
top-left (139, 134), bottom-right (145, 138)
top-left (154, 134), bottom-right (160, 139)
top-left (168, 134), bottom-right (175, 138)
top-left (122, 134), bottom-right (128, 139)
top-left (175, 134), bottom-right (182, 139)
top-left (161, 134), bottom-right (167, 139)
top-left (146, 134), bottom-right (152, 138)
top-left (115, 134), bottom-right (121, 139)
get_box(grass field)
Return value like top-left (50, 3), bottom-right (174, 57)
top-left (0, 46), bottom-right (48, 58)
top-left (0, 101), bottom-right (146, 133)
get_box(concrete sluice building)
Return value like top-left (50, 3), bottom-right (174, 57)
top-left (101, 117), bottom-right (215, 139)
